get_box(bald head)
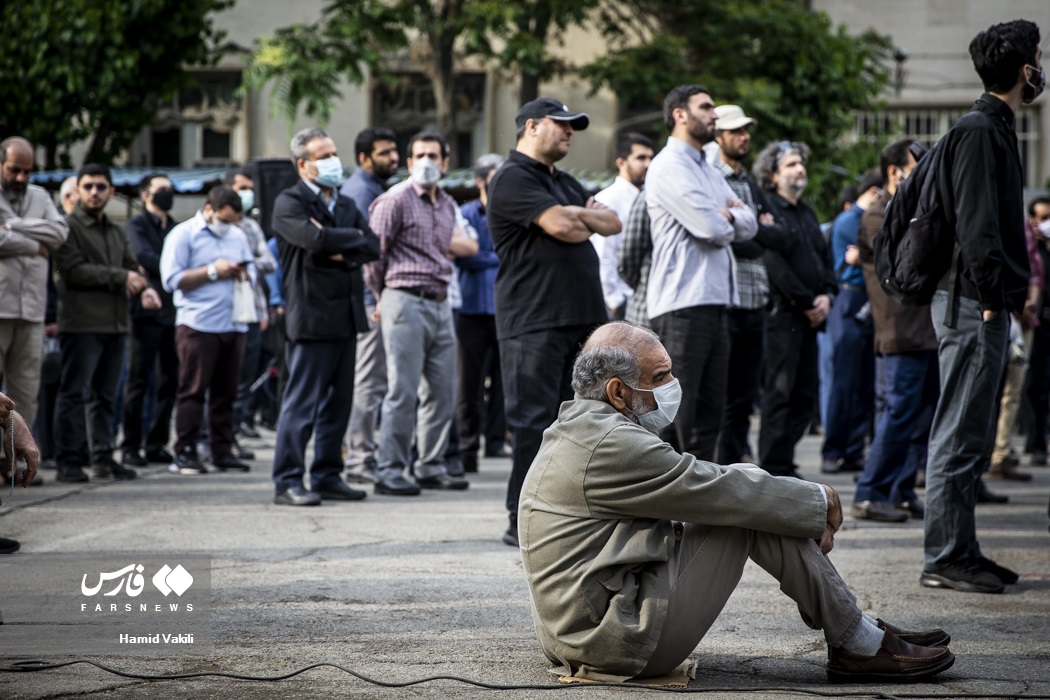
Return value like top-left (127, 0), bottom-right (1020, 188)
top-left (572, 322), bottom-right (667, 403)
top-left (0, 137), bottom-right (34, 194)
top-left (583, 321), bottom-right (662, 354)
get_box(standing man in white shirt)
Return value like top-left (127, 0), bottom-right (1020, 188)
top-left (592, 133), bottom-right (654, 319)
top-left (645, 85), bottom-right (757, 460)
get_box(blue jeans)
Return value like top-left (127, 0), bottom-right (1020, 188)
top-left (924, 291), bottom-right (1008, 569)
top-left (854, 351), bottom-right (938, 504)
top-left (821, 287), bottom-right (875, 462)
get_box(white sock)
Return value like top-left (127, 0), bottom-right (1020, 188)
top-left (839, 614), bottom-right (885, 656)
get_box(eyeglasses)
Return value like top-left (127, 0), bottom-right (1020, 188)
top-left (82, 183), bottom-right (109, 192)
top-left (774, 141), bottom-right (797, 168)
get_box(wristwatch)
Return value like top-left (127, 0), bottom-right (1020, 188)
top-left (206, 263), bottom-right (219, 282)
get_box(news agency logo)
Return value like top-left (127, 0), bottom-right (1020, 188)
top-left (81, 564), bottom-right (194, 598)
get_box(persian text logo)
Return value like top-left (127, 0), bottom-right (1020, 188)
top-left (81, 564), bottom-right (194, 598)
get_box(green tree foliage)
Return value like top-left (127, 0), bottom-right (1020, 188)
top-left (245, 1), bottom-right (484, 150)
top-left (584, 0), bottom-right (894, 217)
top-left (0, 0), bottom-right (231, 169)
top-left (243, 0), bottom-right (602, 161)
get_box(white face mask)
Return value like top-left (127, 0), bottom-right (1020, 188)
top-left (626, 378), bottom-right (682, 434)
top-left (1038, 219), bottom-right (1050, 238)
top-left (209, 216), bottom-right (231, 237)
top-left (410, 157), bottom-right (442, 187)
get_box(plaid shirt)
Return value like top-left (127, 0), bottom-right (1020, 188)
top-left (617, 193), bottom-right (652, 328)
top-left (713, 158), bottom-right (769, 310)
top-left (365, 180), bottom-right (455, 296)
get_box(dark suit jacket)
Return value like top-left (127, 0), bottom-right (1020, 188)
top-left (272, 180), bottom-right (381, 342)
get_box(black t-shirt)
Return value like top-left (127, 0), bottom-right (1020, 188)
top-left (487, 149), bottom-right (606, 340)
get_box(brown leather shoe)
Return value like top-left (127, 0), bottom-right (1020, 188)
top-left (826, 630), bottom-right (955, 683)
top-left (877, 618), bottom-right (950, 647)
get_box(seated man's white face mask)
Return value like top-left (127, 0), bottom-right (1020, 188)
top-left (624, 379), bottom-right (682, 434)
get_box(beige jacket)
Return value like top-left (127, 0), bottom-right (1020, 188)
top-left (519, 399), bottom-right (827, 680)
top-left (0, 184), bottom-right (69, 322)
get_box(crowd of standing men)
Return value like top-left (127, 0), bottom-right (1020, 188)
top-left (0, 19), bottom-right (1043, 606)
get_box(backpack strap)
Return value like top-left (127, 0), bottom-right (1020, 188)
top-left (943, 242), bottom-right (962, 329)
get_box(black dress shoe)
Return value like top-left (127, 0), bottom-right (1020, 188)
top-left (144, 448), bottom-right (174, 464)
top-left (56, 466), bottom-right (89, 483)
top-left (314, 480), bottom-right (367, 501)
top-left (93, 458), bottom-right (137, 481)
top-left (0, 537), bottom-right (20, 554)
top-left (274, 485), bottom-right (321, 506)
top-left (976, 480), bottom-right (1009, 504)
top-left (122, 451), bottom-right (148, 467)
top-left (232, 441), bottom-right (256, 461)
top-left (417, 474), bottom-right (469, 490)
top-left (212, 455), bottom-right (251, 472)
top-left (373, 474), bottom-right (421, 496)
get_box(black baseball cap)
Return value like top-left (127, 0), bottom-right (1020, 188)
top-left (515, 97), bottom-right (590, 130)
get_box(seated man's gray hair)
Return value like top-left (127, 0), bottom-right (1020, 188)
top-left (571, 345), bottom-right (641, 401)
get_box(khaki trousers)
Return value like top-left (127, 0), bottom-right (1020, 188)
top-left (0, 318), bottom-right (43, 427)
top-left (639, 523), bottom-right (862, 678)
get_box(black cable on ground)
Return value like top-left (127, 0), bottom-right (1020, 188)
top-left (3, 659), bottom-right (1050, 698)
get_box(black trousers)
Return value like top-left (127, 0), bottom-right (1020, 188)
top-left (501, 324), bottom-right (591, 516)
top-left (272, 334), bottom-right (356, 491)
top-left (651, 305), bottom-right (728, 462)
top-left (718, 307), bottom-right (765, 464)
top-left (1023, 325), bottom-right (1050, 454)
top-left (54, 332), bottom-right (127, 467)
top-left (122, 321), bottom-right (178, 453)
top-left (759, 310), bottom-right (818, 474)
top-left (455, 313), bottom-right (505, 457)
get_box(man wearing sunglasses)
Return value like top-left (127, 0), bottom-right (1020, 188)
top-left (53, 164), bottom-right (161, 484)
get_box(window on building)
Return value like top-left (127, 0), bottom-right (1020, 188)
top-left (372, 72), bottom-right (486, 168)
top-left (853, 106), bottom-right (1041, 187)
top-left (138, 70), bottom-right (245, 167)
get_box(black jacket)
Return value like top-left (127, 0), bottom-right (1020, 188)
top-left (125, 211), bottom-right (176, 325)
top-left (937, 94), bottom-right (1028, 313)
top-left (272, 181), bottom-right (381, 342)
top-left (762, 192), bottom-right (837, 316)
top-left (55, 206), bottom-right (140, 334)
top-left (731, 176), bottom-right (789, 260)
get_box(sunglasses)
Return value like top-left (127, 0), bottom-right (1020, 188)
top-left (82, 183), bottom-right (110, 192)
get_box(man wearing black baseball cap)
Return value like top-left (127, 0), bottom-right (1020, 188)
top-left (487, 97), bottom-right (620, 546)
top-left (514, 97), bottom-right (591, 132)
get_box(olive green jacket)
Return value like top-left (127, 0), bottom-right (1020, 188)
top-left (518, 399), bottom-right (827, 680)
top-left (54, 206), bottom-right (140, 334)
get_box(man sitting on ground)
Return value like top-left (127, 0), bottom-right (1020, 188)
top-left (518, 321), bottom-right (954, 683)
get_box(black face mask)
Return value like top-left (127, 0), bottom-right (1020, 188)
top-left (1023, 64), bottom-right (1045, 104)
top-left (151, 188), bottom-right (174, 212)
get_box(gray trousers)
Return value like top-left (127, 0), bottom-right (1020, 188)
top-left (640, 523), bottom-right (862, 678)
top-left (924, 291), bottom-right (1008, 569)
top-left (0, 318), bottom-right (43, 427)
top-left (345, 304), bottom-right (387, 468)
top-left (377, 289), bottom-right (455, 480)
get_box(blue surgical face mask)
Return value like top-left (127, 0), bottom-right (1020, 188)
top-left (238, 189), bottom-right (255, 213)
top-left (310, 156), bottom-right (344, 189)
top-left (626, 378), bottom-right (682, 434)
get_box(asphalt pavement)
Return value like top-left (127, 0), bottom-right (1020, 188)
top-left (1, 426), bottom-right (1048, 699)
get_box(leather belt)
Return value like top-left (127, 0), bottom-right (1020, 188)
top-left (396, 287), bottom-right (447, 303)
